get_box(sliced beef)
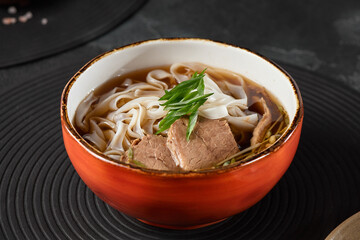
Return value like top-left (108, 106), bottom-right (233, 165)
top-left (167, 118), bottom-right (239, 171)
top-left (125, 135), bottom-right (178, 171)
top-left (250, 97), bottom-right (272, 145)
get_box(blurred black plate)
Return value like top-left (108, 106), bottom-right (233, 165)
top-left (0, 0), bottom-right (146, 68)
top-left (0, 59), bottom-right (359, 239)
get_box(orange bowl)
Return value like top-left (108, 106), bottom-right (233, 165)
top-left (60, 38), bottom-right (303, 229)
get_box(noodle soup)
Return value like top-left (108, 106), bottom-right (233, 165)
top-left (74, 63), bottom-right (288, 171)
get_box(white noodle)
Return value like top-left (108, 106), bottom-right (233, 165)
top-left (75, 63), bottom-right (259, 160)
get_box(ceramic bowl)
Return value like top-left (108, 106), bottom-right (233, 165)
top-left (60, 38), bottom-right (303, 229)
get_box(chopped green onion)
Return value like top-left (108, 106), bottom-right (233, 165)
top-left (156, 69), bottom-right (213, 140)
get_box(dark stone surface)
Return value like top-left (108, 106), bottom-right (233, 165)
top-left (88, 0), bottom-right (360, 91)
top-left (1, 0), bottom-right (360, 92)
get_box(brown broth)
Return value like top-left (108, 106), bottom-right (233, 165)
top-left (76, 64), bottom-right (289, 163)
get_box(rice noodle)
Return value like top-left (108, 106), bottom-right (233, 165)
top-left (75, 63), bottom-right (259, 160)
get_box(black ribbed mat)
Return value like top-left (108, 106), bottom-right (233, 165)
top-left (0, 0), bottom-right (146, 68)
top-left (1, 60), bottom-right (360, 239)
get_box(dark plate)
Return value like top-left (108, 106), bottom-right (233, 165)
top-left (0, 60), bottom-right (359, 239)
top-left (0, 0), bottom-right (146, 68)
top-left (326, 211), bottom-right (360, 240)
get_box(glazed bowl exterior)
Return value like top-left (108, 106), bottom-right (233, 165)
top-left (60, 38), bottom-right (303, 229)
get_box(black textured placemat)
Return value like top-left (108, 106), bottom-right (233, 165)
top-left (1, 60), bottom-right (360, 239)
top-left (0, 0), bottom-right (146, 68)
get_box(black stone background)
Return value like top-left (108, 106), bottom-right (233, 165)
top-left (1, 0), bottom-right (360, 239)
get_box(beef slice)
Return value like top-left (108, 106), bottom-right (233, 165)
top-left (125, 135), bottom-right (177, 171)
top-left (250, 97), bottom-right (272, 145)
top-left (167, 118), bottom-right (239, 171)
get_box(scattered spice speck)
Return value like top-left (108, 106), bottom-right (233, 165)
top-left (8, 6), bottom-right (17, 14)
top-left (2, 17), bottom-right (17, 25)
top-left (2, 9), bottom-right (47, 26)
top-left (41, 18), bottom-right (48, 25)
top-left (18, 11), bottom-right (33, 23)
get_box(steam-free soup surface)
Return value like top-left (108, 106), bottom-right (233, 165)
top-left (74, 63), bottom-right (288, 171)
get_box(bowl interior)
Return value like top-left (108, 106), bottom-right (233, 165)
top-left (65, 38), bottom-right (300, 153)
